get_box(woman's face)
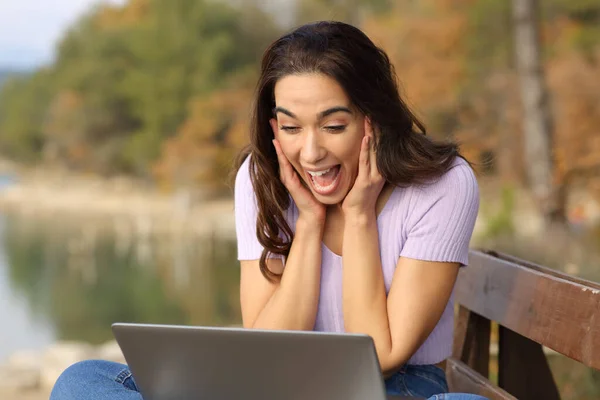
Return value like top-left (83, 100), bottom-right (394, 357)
top-left (270, 73), bottom-right (366, 205)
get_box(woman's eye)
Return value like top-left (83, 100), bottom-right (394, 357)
top-left (324, 125), bottom-right (346, 132)
top-left (280, 126), bottom-right (300, 133)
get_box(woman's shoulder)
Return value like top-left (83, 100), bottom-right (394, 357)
top-left (398, 156), bottom-right (480, 265)
top-left (398, 156), bottom-right (479, 223)
top-left (234, 153), bottom-right (258, 214)
top-left (412, 156), bottom-right (478, 195)
top-left (234, 153), bottom-right (297, 216)
top-left (234, 153), bottom-right (253, 191)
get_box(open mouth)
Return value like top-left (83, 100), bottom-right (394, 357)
top-left (306, 165), bottom-right (341, 196)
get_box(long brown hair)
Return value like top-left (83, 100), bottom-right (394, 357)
top-left (235, 21), bottom-right (461, 282)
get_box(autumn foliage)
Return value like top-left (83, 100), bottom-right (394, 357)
top-left (0, 0), bottom-right (598, 202)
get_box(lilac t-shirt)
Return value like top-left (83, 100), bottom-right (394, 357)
top-left (234, 155), bottom-right (480, 365)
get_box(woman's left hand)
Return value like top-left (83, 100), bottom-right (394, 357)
top-left (341, 118), bottom-right (386, 219)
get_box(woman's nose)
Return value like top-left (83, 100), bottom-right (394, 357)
top-left (300, 132), bottom-right (327, 165)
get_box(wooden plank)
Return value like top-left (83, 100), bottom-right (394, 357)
top-left (452, 306), bottom-right (470, 359)
top-left (471, 251), bottom-right (600, 290)
top-left (498, 326), bottom-right (560, 400)
top-left (455, 250), bottom-right (600, 369)
top-left (453, 306), bottom-right (490, 377)
top-left (446, 358), bottom-right (516, 400)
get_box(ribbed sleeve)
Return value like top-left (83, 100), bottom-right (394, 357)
top-left (399, 159), bottom-right (480, 266)
top-left (234, 156), bottom-right (264, 260)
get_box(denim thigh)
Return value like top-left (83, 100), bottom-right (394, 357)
top-left (385, 363), bottom-right (449, 398)
top-left (50, 359), bottom-right (141, 400)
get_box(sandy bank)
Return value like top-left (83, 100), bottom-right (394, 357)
top-left (0, 340), bottom-right (125, 400)
top-left (0, 168), bottom-right (236, 239)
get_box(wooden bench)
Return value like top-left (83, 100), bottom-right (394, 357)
top-left (447, 249), bottom-right (600, 399)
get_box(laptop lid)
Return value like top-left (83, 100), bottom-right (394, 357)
top-left (112, 323), bottom-right (389, 400)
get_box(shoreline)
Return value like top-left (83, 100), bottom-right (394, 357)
top-left (0, 340), bottom-right (126, 399)
top-left (0, 168), bottom-right (237, 239)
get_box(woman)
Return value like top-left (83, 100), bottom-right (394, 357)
top-left (233, 21), bottom-right (484, 400)
top-left (50, 21), bottom-right (486, 400)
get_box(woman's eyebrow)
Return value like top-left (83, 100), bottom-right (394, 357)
top-left (318, 106), bottom-right (352, 120)
top-left (273, 106), bottom-right (353, 120)
top-left (273, 107), bottom-right (296, 118)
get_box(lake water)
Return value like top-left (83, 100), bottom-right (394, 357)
top-left (0, 182), bottom-right (241, 362)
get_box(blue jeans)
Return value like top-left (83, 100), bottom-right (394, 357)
top-left (384, 364), bottom-right (487, 399)
top-left (50, 360), bottom-right (489, 400)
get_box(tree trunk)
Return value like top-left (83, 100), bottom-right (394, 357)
top-left (512, 0), bottom-right (565, 225)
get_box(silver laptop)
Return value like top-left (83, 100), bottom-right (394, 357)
top-left (112, 323), bottom-right (417, 400)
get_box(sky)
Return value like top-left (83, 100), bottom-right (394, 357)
top-left (0, 0), bottom-right (126, 70)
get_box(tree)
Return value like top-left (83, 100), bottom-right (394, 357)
top-left (363, 1), bottom-right (469, 137)
top-left (0, 0), bottom-right (279, 180)
top-left (0, 71), bottom-right (52, 162)
top-left (152, 86), bottom-right (253, 196)
top-left (512, 0), bottom-right (564, 224)
top-left (296, 0), bottom-right (391, 26)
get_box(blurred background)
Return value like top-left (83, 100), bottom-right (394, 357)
top-left (0, 0), bottom-right (599, 398)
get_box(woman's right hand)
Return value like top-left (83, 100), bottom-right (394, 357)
top-left (273, 139), bottom-right (326, 224)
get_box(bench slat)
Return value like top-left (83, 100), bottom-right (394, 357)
top-left (498, 326), bottom-right (560, 399)
top-left (446, 358), bottom-right (516, 400)
top-left (453, 306), bottom-right (490, 377)
top-left (456, 250), bottom-right (600, 370)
